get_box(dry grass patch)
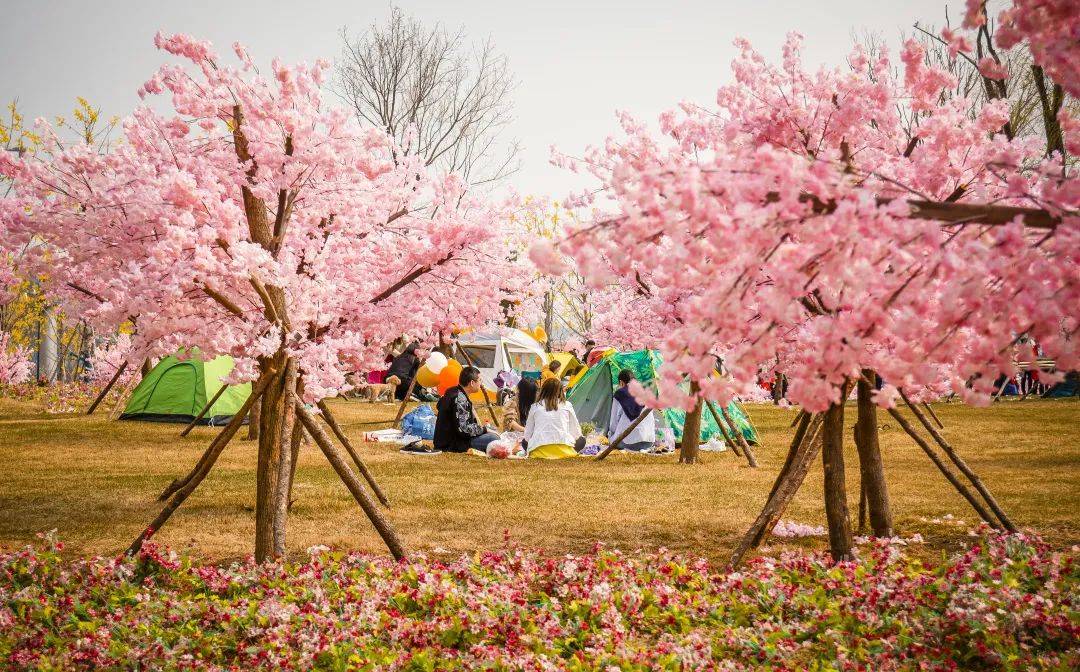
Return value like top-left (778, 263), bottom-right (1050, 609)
top-left (0, 395), bottom-right (1076, 562)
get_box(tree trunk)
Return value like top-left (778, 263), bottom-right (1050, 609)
top-left (254, 353), bottom-right (287, 563)
top-left (678, 396), bottom-right (704, 464)
top-left (854, 371), bottom-right (893, 537)
top-left (271, 359), bottom-right (297, 558)
top-left (141, 358), bottom-right (153, 377)
top-left (821, 398), bottom-right (854, 562)
top-left (286, 420), bottom-right (303, 511)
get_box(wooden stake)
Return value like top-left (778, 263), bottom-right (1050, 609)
top-left (128, 373), bottom-right (274, 556)
top-left (596, 409), bottom-right (653, 460)
top-left (730, 416), bottom-right (823, 567)
top-left (391, 376), bottom-right (419, 427)
top-left (921, 402), bottom-right (944, 429)
top-left (706, 401), bottom-right (743, 458)
top-left (158, 372), bottom-right (276, 501)
top-left (294, 398), bottom-right (407, 560)
top-left (109, 372), bottom-right (140, 420)
top-left (180, 383), bottom-right (229, 437)
top-left (316, 400), bottom-right (391, 507)
top-left (789, 409), bottom-right (806, 428)
top-left (900, 391), bottom-right (1016, 532)
top-left (87, 361), bottom-right (127, 415)
top-left (721, 404), bottom-right (757, 467)
top-left (885, 406), bottom-right (1000, 528)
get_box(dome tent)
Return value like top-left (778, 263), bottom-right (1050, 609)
top-left (568, 349), bottom-right (758, 444)
top-left (119, 353), bottom-right (251, 425)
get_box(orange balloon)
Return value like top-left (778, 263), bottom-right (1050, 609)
top-left (436, 359), bottom-right (463, 395)
top-left (415, 365), bottom-right (439, 388)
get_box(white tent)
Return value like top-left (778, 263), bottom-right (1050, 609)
top-left (454, 329), bottom-right (548, 389)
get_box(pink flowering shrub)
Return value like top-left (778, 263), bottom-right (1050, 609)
top-left (1, 531), bottom-right (1075, 670)
top-left (0, 332), bottom-right (33, 387)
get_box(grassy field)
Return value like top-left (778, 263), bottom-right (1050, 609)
top-left (0, 395), bottom-right (1076, 563)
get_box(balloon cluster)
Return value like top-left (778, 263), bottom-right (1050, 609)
top-left (414, 352), bottom-right (466, 395)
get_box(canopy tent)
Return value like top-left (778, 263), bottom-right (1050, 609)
top-left (568, 349), bottom-right (759, 444)
top-left (1042, 370), bottom-right (1079, 398)
top-left (551, 351), bottom-right (586, 385)
top-left (453, 329), bottom-right (549, 390)
top-left (119, 354), bottom-right (251, 425)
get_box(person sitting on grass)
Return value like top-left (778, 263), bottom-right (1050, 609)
top-left (434, 366), bottom-right (500, 453)
top-left (523, 378), bottom-right (585, 459)
top-left (501, 377), bottom-right (537, 432)
top-left (607, 369), bottom-right (656, 452)
top-left (541, 360), bottom-right (562, 382)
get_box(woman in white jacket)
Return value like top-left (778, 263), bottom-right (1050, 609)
top-left (523, 378), bottom-right (585, 459)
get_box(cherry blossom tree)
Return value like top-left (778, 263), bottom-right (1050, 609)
top-left (1, 33), bottom-right (519, 563)
top-left (539, 9), bottom-right (1077, 561)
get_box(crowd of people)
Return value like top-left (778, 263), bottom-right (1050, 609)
top-left (431, 363), bottom-right (655, 458)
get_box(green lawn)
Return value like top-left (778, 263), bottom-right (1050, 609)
top-left (0, 395), bottom-right (1076, 562)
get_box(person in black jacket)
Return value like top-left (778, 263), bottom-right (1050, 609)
top-left (434, 366), bottom-right (500, 453)
top-left (386, 341), bottom-right (421, 401)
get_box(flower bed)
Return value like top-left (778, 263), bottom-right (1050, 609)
top-left (1, 531), bottom-right (1076, 670)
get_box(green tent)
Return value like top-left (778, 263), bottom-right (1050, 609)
top-left (568, 349), bottom-right (759, 444)
top-left (119, 354), bottom-right (251, 425)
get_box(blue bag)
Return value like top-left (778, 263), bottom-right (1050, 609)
top-left (401, 404), bottom-right (436, 440)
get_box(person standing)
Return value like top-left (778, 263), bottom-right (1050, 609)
top-left (434, 366), bottom-right (500, 453)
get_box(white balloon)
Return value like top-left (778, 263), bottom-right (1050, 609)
top-left (426, 351), bottom-right (448, 373)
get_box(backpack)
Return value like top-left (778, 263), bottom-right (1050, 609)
top-left (401, 403), bottom-right (436, 440)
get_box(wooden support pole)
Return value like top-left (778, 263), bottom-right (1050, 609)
top-left (128, 373), bottom-right (274, 556)
top-left (87, 361), bottom-right (127, 415)
top-left (596, 409), bottom-right (653, 460)
top-left (391, 376), bottom-right (419, 427)
top-left (921, 402), bottom-right (944, 429)
top-left (109, 373), bottom-right (140, 420)
top-left (900, 391), bottom-right (1016, 532)
top-left (158, 372), bottom-right (276, 502)
top-left (316, 400), bottom-right (391, 507)
top-left (789, 409), bottom-right (806, 428)
top-left (294, 398), bottom-right (407, 560)
top-left (180, 383), bottom-right (229, 437)
top-left (885, 406), bottom-right (1001, 528)
top-left (730, 415), bottom-right (823, 567)
top-left (706, 401), bottom-right (743, 458)
top-left (720, 404), bottom-right (757, 467)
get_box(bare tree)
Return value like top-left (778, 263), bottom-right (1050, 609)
top-left (335, 7), bottom-right (519, 186)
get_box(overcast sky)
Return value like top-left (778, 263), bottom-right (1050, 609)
top-left (2, 0), bottom-right (957, 198)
